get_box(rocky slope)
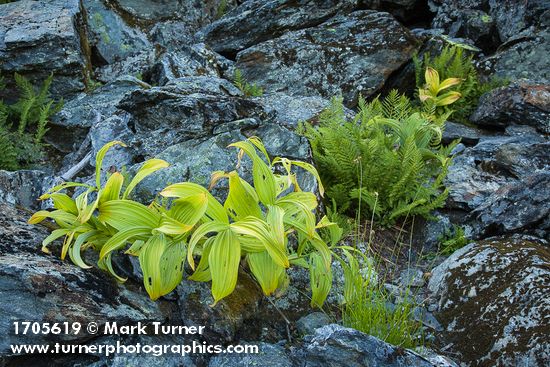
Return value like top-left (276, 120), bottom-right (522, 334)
top-left (0, 0), bottom-right (548, 366)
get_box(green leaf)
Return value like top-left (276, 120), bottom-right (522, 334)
top-left (247, 251), bottom-right (284, 295)
top-left (95, 141), bottom-right (126, 188)
top-left (209, 229), bottom-right (241, 305)
top-left (309, 252), bottom-right (332, 308)
top-left (187, 221), bottom-right (229, 269)
top-left (98, 200), bottom-right (160, 230)
top-left (99, 226), bottom-right (152, 260)
top-left (99, 172), bottom-right (124, 204)
top-left (122, 159), bottom-right (169, 199)
top-left (160, 182), bottom-right (228, 224)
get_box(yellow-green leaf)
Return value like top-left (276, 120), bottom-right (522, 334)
top-left (209, 229), bottom-right (241, 305)
top-left (95, 141), bottom-right (126, 188)
top-left (122, 159), bottom-right (169, 199)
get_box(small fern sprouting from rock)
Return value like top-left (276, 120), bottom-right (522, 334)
top-left (0, 71), bottom-right (63, 170)
top-left (299, 91), bottom-right (458, 225)
top-left (233, 69), bottom-right (263, 97)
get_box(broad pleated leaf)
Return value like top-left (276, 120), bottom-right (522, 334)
top-left (95, 141), bottom-right (126, 188)
top-left (99, 226), bottom-right (152, 260)
top-left (160, 182), bottom-right (228, 224)
top-left (209, 229), bottom-right (241, 305)
top-left (224, 171), bottom-right (262, 220)
top-left (122, 159), bottom-right (169, 199)
top-left (247, 251), bottom-right (284, 295)
top-left (309, 252), bottom-right (332, 308)
top-left (40, 193), bottom-right (78, 215)
top-left (98, 200), bottom-right (160, 230)
top-left (99, 172), bottom-right (124, 204)
top-left (187, 221), bottom-right (229, 269)
top-left (156, 193), bottom-right (209, 235)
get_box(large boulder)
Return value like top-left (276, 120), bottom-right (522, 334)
top-left (83, 0), bottom-right (151, 66)
top-left (428, 237), bottom-right (550, 367)
top-left (0, 202), bottom-right (169, 360)
top-left (235, 10), bottom-right (419, 104)
top-left (0, 170), bottom-right (50, 210)
top-left (444, 125), bottom-right (549, 239)
top-left (0, 0), bottom-right (88, 99)
top-left (470, 80), bottom-right (550, 134)
top-left (199, 0), bottom-right (357, 56)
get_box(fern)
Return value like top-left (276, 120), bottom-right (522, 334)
top-left (0, 71), bottom-right (62, 170)
top-left (300, 92), bottom-right (458, 225)
top-left (233, 69), bottom-right (263, 97)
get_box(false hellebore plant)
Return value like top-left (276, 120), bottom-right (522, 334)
top-left (29, 138), bottom-right (341, 307)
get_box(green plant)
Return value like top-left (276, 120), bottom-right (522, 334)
top-left (414, 45), bottom-right (505, 124)
top-left (233, 69), bottom-right (263, 97)
top-left (299, 91), bottom-right (458, 225)
top-left (437, 225), bottom-right (469, 256)
top-left (338, 249), bottom-right (422, 348)
top-left (30, 138), bottom-right (340, 307)
top-left (0, 72), bottom-right (63, 170)
top-left (216, 0), bottom-right (228, 19)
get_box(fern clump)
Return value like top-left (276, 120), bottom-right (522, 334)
top-left (233, 69), bottom-right (263, 97)
top-left (299, 91), bottom-right (458, 225)
top-left (414, 45), bottom-right (505, 124)
top-left (0, 72), bottom-right (62, 170)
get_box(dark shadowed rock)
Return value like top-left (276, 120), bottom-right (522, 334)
top-left (296, 312), bottom-right (331, 336)
top-left (445, 129), bottom-right (548, 211)
top-left (0, 0), bottom-right (87, 99)
top-left (199, 0), bottom-right (357, 55)
top-left (147, 44), bottom-right (223, 86)
top-left (0, 202), bottom-right (168, 359)
top-left (177, 272), bottom-right (263, 344)
top-left (471, 80), bottom-right (550, 134)
top-left (235, 10), bottom-right (419, 104)
top-left (472, 172), bottom-right (550, 238)
top-left (442, 121), bottom-right (490, 146)
top-left (429, 237), bottom-right (550, 367)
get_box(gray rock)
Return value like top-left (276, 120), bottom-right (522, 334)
top-left (481, 29), bottom-right (550, 82)
top-left (235, 10), bottom-right (419, 104)
top-left (208, 342), bottom-right (292, 367)
top-left (399, 267), bottom-right (426, 288)
top-left (296, 312), bottom-right (332, 336)
top-left (470, 80), bottom-right (550, 134)
top-left (430, 0), bottom-right (549, 48)
top-left (118, 76), bottom-right (265, 156)
top-left (52, 76), bottom-right (146, 129)
top-left (83, 0), bottom-right (150, 65)
top-left (254, 93), bottom-right (332, 128)
top-left (0, 0), bottom-right (87, 100)
top-left (148, 44), bottom-right (223, 86)
top-left (0, 202), bottom-right (168, 357)
top-left (472, 172), bottom-right (550, 238)
top-left (445, 130), bottom-right (548, 211)
top-left (442, 121), bottom-right (490, 146)
top-left (428, 236), bottom-right (550, 366)
top-left (293, 324), bottom-right (443, 367)
top-left (199, 0), bottom-right (357, 55)
top-left (113, 0), bottom-right (233, 32)
top-left (95, 49), bottom-right (155, 83)
top-left (0, 170), bottom-right (49, 210)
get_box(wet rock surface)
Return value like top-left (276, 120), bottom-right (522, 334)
top-left (428, 236), bottom-right (550, 367)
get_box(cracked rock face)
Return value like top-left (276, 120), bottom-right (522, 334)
top-left (428, 237), bottom-right (550, 367)
top-left (235, 10), bottom-right (419, 105)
